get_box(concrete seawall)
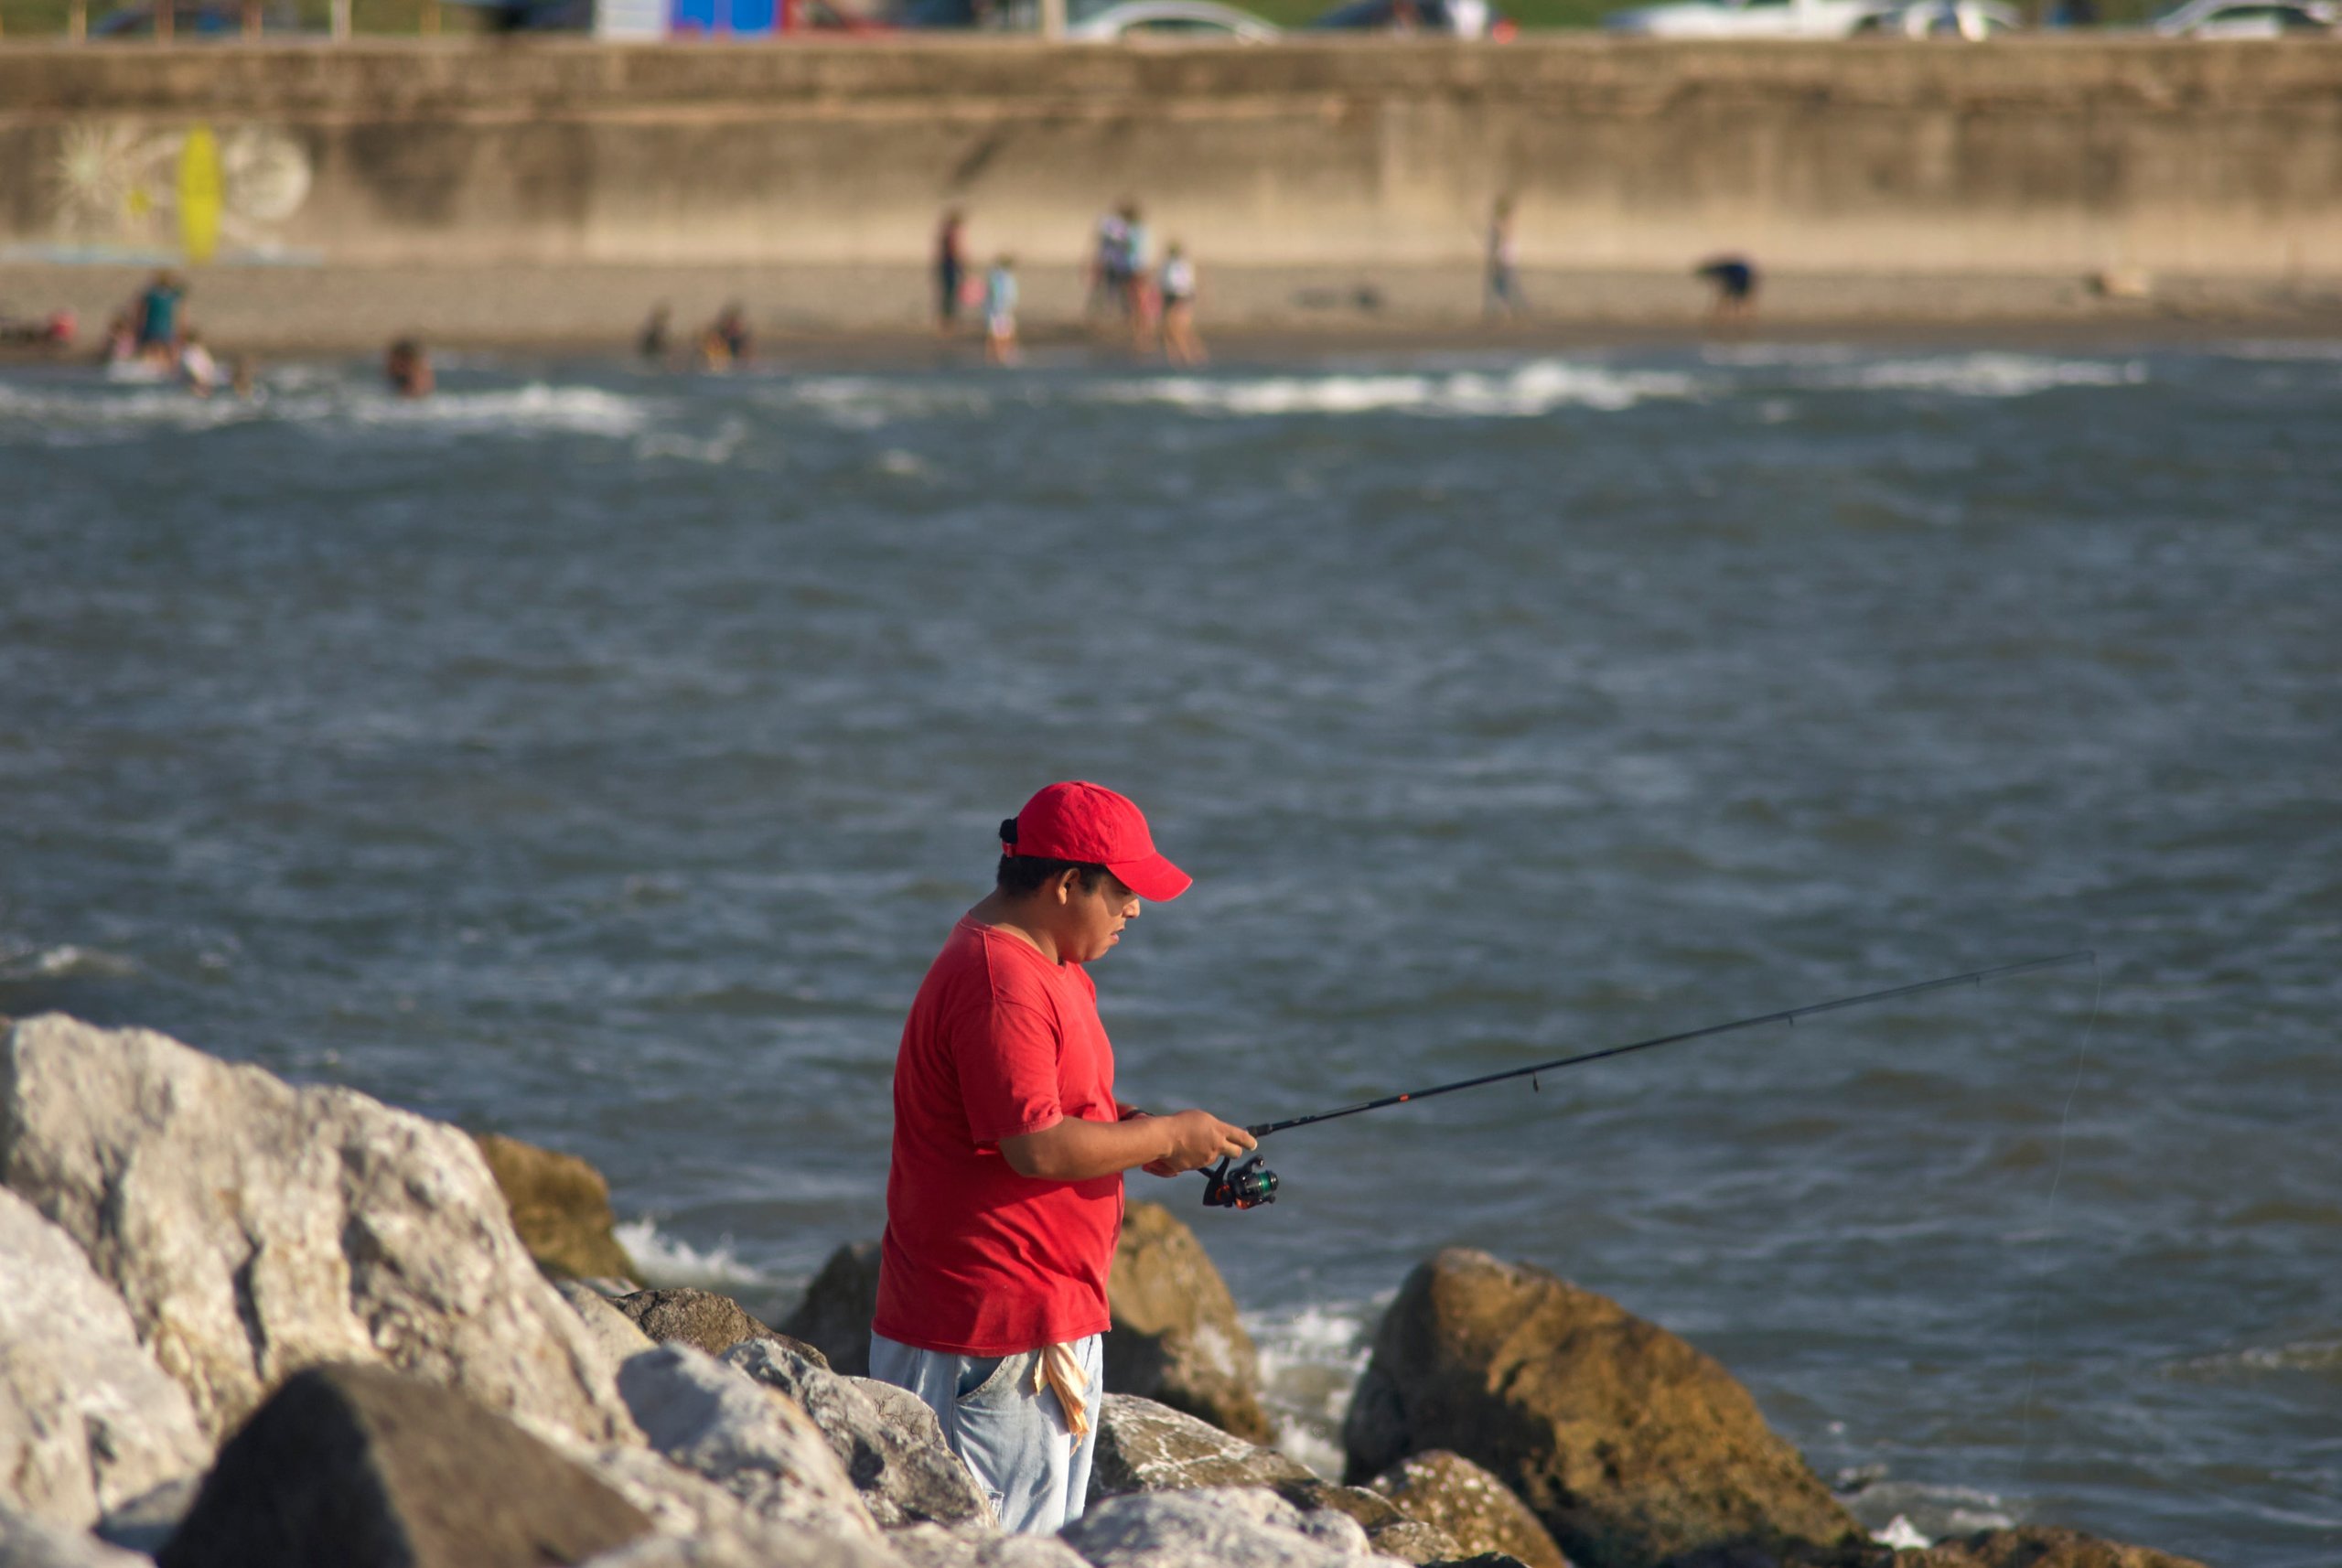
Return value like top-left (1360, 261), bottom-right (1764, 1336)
top-left (4, 38), bottom-right (2340, 282)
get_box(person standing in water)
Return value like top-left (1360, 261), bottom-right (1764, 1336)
top-left (385, 338), bottom-right (434, 398)
top-left (868, 782), bottom-right (1255, 1535)
top-left (1485, 197), bottom-right (1523, 320)
top-left (936, 210), bottom-right (969, 337)
top-left (983, 255), bottom-right (1020, 367)
top-left (1158, 242), bottom-right (1204, 366)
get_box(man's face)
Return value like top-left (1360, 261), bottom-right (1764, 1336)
top-left (1058, 871), bottom-right (1141, 964)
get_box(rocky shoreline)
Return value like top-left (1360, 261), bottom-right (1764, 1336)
top-left (1, 1013), bottom-right (2202, 1568)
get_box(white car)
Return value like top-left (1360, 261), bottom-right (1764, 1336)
top-left (1858, 0), bottom-right (2022, 34)
top-left (1066, 0), bottom-right (1281, 37)
top-left (2152, 0), bottom-right (2333, 33)
top-left (1604, 0), bottom-right (1894, 37)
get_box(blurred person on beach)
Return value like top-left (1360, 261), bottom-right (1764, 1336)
top-left (1696, 254), bottom-right (1759, 323)
top-left (937, 209), bottom-right (969, 336)
top-left (1158, 242), bottom-right (1205, 366)
top-left (178, 331), bottom-right (224, 398)
top-left (230, 355), bottom-right (257, 400)
top-left (0, 306), bottom-right (74, 349)
top-left (984, 256), bottom-right (1021, 366)
top-left (385, 338), bottom-right (434, 399)
top-left (701, 303), bottom-right (752, 371)
top-left (639, 304), bottom-right (671, 361)
top-left (869, 782), bottom-right (1255, 1537)
top-left (134, 272), bottom-right (184, 352)
top-left (1121, 204), bottom-right (1156, 349)
top-left (1087, 206), bottom-right (1132, 319)
top-left (1486, 196), bottom-right (1523, 319)
top-left (102, 315), bottom-right (137, 368)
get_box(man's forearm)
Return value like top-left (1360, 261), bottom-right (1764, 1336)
top-left (999, 1115), bottom-right (1171, 1182)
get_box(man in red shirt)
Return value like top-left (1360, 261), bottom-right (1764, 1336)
top-left (869, 781), bottom-right (1254, 1533)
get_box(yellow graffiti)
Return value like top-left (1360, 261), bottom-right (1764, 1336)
top-left (177, 124), bottom-right (222, 263)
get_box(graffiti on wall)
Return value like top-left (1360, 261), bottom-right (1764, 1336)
top-left (41, 121), bottom-right (317, 263)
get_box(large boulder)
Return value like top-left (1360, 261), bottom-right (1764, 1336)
top-left (0, 1506), bottom-right (153, 1568)
top-left (781, 1242), bottom-right (884, 1376)
top-left (1089, 1393), bottom-right (1314, 1501)
top-left (559, 1279), bottom-right (660, 1365)
top-left (0, 1187), bottom-right (208, 1530)
top-left (1341, 1250), bottom-right (1860, 1568)
top-left (0, 1015), bottom-right (635, 1447)
top-left (472, 1133), bottom-right (641, 1284)
top-left (1058, 1487), bottom-right (1370, 1568)
top-left (1904, 1528), bottom-right (2209, 1568)
top-left (1364, 1452), bottom-right (1572, 1568)
top-left (1106, 1203), bottom-right (1274, 1444)
top-left (618, 1287), bottom-right (828, 1366)
top-left (154, 1362), bottom-right (652, 1568)
top-left (721, 1338), bottom-right (993, 1530)
top-left (616, 1343), bottom-right (885, 1549)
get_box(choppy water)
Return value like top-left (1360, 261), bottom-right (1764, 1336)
top-left (5, 340), bottom-right (2339, 1566)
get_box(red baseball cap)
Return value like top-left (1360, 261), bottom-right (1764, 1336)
top-left (1003, 781), bottom-right (1191, 902)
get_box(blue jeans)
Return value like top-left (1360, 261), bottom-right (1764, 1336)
top-left (868, 1331), bottom-right (1101, 1534)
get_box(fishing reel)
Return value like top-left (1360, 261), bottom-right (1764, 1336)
top-left (1199, 1154), bottom-right (1278, 1211)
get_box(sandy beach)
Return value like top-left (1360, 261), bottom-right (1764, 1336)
top-left (10, 262), bottom-right (2342, 363)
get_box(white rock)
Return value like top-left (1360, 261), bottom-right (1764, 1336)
top-left (0, 1504), bottom-right (152, 1568)
top-left (0, 1015), bottom-right (635, 1448)
top-left (886, 1523), bottom-right (1097, 1568)
top-left (577, 1521), bottom-right (903, 1568)
top-left (721, 1339), bottom-right (993, 1530)
top-left (1058, 1487), bottom-right (1367, 1568)
top-left (618, 1344), bottom-right (885, 1548)
top-left (0, 1188), bottom-right (208, 1530)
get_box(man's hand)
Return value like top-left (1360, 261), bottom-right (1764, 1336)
top-left (1148, 1109), bottom-right (1254, 1175)
top-left (1000, 1109), bottom-right (1254, 1184)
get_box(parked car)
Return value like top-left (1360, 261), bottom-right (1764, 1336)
top-left (1068, 0), bottom-right (1280, 36)
top-left (1603, 0), bottom-right (1893, 36)
top-left (1306, 0), bottom-right (1516, 38)
top-left (1854, 0), bottom-right (2022, 34)
top-left (2152, 0), bottom-right (2334, 33)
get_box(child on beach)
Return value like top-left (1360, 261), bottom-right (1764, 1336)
top-left (984, 255), bottom-right (1020, 366)
top-left (1159, 243), bottom-right (1204, 366)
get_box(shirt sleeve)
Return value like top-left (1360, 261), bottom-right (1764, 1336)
top-left (956, 993), bottom-right (1066, 1148)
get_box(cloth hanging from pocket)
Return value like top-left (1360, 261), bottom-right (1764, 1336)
top-left (1031, 1341), bottom-right (1091, 1439)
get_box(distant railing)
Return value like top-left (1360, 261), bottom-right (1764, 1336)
top-left (0, 0), bottom-right (460, 38)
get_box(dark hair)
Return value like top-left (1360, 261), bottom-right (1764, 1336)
top-left (994, 816), bottom-right (1109, 896)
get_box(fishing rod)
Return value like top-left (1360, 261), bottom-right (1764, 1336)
top-left (1198, 950), bottom-right (2096, 1210)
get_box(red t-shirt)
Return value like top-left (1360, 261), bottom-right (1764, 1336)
top-left (874, 917), bottom-right (1124, 1357)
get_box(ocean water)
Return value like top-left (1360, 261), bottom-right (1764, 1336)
top-left (5, 341), bottom-right (2338, 1565)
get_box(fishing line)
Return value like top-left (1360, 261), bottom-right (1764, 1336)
top-left (1199, 950), bottom-right (2098, 1209)
top-left (2014, 950), bottom-right (2104, 1508)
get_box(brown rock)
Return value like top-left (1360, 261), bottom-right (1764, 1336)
top-left (1904, 1526), bottom-right (2209, 1568)
top-left (616, 1286), bottom-right (829, 1367)
top-left (155, 1362), bottom-right (651, 1568)
top-left (780, 1241), bottom-right (883, 1377)
top-left (1341, 1249), bottom-right (1860, 1568)
top-left (1368, 1451), bottom-right (1573, 1568)
top-left (1106, 1201), bottom-right (1274, 1444)
top-left (471, 1132), bottom-right (639, 1284)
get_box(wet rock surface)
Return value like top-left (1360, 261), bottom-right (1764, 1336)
top-left (618, 1286), bottom-right (829, 1366)
top-left (154, 1361), bottom-right (652, 1568)
top-left (1899, 1527), bottom-right (2210, 1568)
top-left (1365, 1451), bottom-right (1573, 1568)
top-left (1342, 1249), bottom-right (1860, 1568)
top-left (473, 1132), bottom-right (642, 1284)
top-left (0, 1015), bottom-right (634, 1447)
top-left (0, 1188), bottom-right (208, 1531)
top-left (1105, 1203), bottom-right (1273, 1444)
